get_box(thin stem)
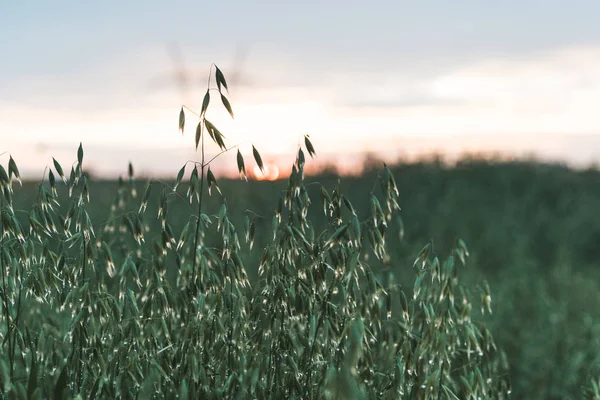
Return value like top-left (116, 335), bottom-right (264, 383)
top-left (82, 238), bottom-right (87, 283)
top-left (191, 118), bottom-right (206, 290)
top-left (304, 272), bottom-right (337, 399)
top-left (0, 194), bottom-right (14, 380)
top-left (409, 320), bottom-right (427, 400)
top-left (275, 305), bottom-right (284, 395)
top-left (227, 278), bottom-right (233, 375)
top-left (266, 334), bottom-right (274, 393)
top-left (437, 362), bottom-right (445, 400)
top-left (203, 144), bottom-right (238, 167)
top-left (12, 264), bottom-right (23, 371)
top-left (207, 64), bottom-right (215, 88)
top-left (77, 326), bottom-right (84, 391)
top-left (182, 105), bottom-right (200, 117)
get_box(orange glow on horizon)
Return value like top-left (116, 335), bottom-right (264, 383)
top-left (252, 164), bottom-right (280, 181)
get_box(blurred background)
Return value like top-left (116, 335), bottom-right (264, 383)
top-left (3, 1), bottom-right (600, 398)
top-left (3, 1), bottom-right (600, 178)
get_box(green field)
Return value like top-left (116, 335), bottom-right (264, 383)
top-left (1, 67), bottom-right (599, 398)
top-left (5, 156), bottom-right (600, 398)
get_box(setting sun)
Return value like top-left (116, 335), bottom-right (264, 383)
top-left (252, 164), bottom-right (280, 180)
top-left (212, 100), bottom-right (324, 155)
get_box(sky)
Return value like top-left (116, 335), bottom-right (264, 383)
top-left (2, 1), bottom-right (600, 179)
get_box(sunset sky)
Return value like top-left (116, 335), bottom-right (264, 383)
top-left (2, 1), bottom-right (600, 178)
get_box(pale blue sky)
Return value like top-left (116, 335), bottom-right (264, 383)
top-left (2, 1), bottom-right (600, 177)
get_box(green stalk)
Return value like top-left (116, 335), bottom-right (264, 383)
top-left (437, 362), bottom-right (445, 400)
top-left (77, 240), bottom-right (87, 391)
top-left (266, 329), bottom-right (274, 393)
top-left (191, 118), bottom-right (206, 292)
top-left (0, 194), bottom-right (14, 380)
top-left (275, 305), bottom-right (285, 396)
top-left (304, 271), bottom-right (337, 399)
top-left (82, 237), bottom-right (86, 285)
top-left (228, 278), bottom-right (233, 376)
top-left (11, 263), bottom-right (23, 377)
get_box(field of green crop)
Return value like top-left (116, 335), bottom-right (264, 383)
top-left (2, 66), bottom-right (600, 399)
top-left (6, 155), bottom-right (600, 399)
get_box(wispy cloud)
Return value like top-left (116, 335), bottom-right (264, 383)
top-left (3, 45), bottom-right (600, 177)
top-left (2, 1), bottom-right (600, 177)
top-left (326, 45), bottom-right (600, 136)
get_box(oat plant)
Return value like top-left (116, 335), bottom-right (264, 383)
top-left (0, 65), bottom-right (514, 399)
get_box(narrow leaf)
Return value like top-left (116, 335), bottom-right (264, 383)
top-left (252, 145), bottom-right (264, 173)
top-left (220, 93), bottom-right (234, 119)
top-left (249, 218), bottom-right (256, 250)
top-left (201, 90), bottom-right (210, 116)
top-left (304, 134), bottom-right (316, 157)
top-left (177, 221), bottom-right (190, 251)
top-left (8, 156), bottom-right (21, 185)
top-left (0, 166), bottom-right (8, 185)
top-left (200, 213), bottom-right (211, 225)
top-left (204, 119), bottom-right (227, 150)
top-left (53, 158), bottom-right (65, 182)
top-left (297, 148), bottom-right (305, 168)
top-left (218, 204), bottom-right (227, 231)
top-left (207, 168), bottom-right (221, 196)
top-left (326, 223), bottom-right (349, 247)
top-left (215, 66), bottom-right (229, 93)
top-left (236, 150), bottom-right (246, 179)
top-left (195, 121), bottom-right (202, 150)
top-left (26, 330), bottom-right (38, 400)
top-left (243, 215), bottom-right (250, 242)
top-left (188, 166), bottom-right (199, 203)
top-left (174, 165), bottom-right (186, 191)
top-left (179, 107), bottom-right (185, 134)
top-left (53, 364), bottom-right (68, 400)
top-left (48, 170), bottom-right (56, 195)
top-left (68, 167), bottom-right (76, 188)
top-left (77, 142), bottom-right (84, 165)
top-left (139, 182), bottom-right (152, 214)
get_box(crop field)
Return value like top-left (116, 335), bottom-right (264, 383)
top-left (1, 67), bottom-right (600, 399)
top-left (5, 155), bottom-right (600, 399)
